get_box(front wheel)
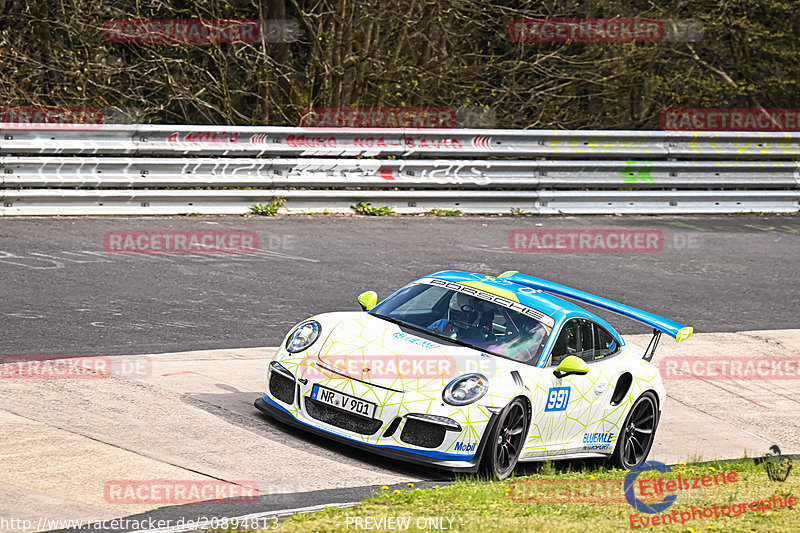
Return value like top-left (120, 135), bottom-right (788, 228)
top-left (609, 391), bottom-right (659, 469)
top-left (480, 398), bottom-right (529, 479)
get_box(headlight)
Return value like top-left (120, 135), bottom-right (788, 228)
top-left (285, 320), bottom-right (321, 353)
top-left (443, 373), bottom-right (489, 406)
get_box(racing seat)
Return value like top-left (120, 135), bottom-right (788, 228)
top-left (477, 310), bottom-right (496, 341)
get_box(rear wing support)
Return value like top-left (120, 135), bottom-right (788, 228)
top-left (643, 328), bottom-right (662, 362)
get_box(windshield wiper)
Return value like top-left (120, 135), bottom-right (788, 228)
top-left (370, 312), bottom-right (502, 357)
top-left (369, 312), bottom-right (414, 329)
top-left (369, 313), bottom-right (434, 336)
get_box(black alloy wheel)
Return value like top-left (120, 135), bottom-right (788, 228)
top-left (610, 391), bottom-right (659, 469)
top-left (481, 397), bottom-right (529, 479)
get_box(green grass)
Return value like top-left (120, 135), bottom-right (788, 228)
top-left (351, 202), bottom-right (395, 216)
top-left (259, 458), bottom-right (798, 533)
top-left (249, 197), bottom-right (285, 216)
top-left (509, 207), bottom-right (532, 216)
top-left (425, 208), bottom-right (462, 216)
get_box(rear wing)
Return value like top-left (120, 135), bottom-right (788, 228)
top-left (498, 271), bottom-right (693, 345)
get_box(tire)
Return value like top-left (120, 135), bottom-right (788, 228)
top-left (480, 397), bottom-right (529, 479)
top-left (609, 391), bottom-right (659, 470)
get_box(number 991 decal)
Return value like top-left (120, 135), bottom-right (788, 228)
top-left (545, 386), bottom-right (570, 412)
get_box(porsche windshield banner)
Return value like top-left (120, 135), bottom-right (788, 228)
top-left (420, 277), bottom-right (555, 328)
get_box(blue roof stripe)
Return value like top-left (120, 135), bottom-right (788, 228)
top-left (423, 270), bottom-right (691, 343)
top-left (502, 272), bottom-right (692, 342)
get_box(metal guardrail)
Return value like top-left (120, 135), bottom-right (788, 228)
top-left (2, 157), bottom-right (798, 188)
top-left (1, 125), bottom-right (799, 215)
top-left (3, 125), bottom-right (800, 158)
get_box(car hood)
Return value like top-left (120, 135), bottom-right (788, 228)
top-left (315, 313), bottom-right (489, 391)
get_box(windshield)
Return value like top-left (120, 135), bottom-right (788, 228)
top-left (370, 282), bottom-right (551, 364)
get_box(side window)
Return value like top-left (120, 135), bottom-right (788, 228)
top-left (550, 319), bottom-right (594, 366)
top-left (592, 324), bottom-right (619, 361)
top-left (577, 319), bottom-right (594, 355)
top-left (550, 319), bottom-right (618, 365)
top-left (550, 320), bottom-right (574, 367)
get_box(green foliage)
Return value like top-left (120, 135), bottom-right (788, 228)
top-left (425, 208), bottom-right (462, 216)
top-left (1, 1), bottom-right (798, 129)
top-left (249, 197), bottom-right (285, 216)
top-left (351, 202), bottom-right (394, 216)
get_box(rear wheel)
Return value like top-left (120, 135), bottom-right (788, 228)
top-left (480, 398), bottom-right (528, 479)
top-left (610, 391), bottom-right (659, 469)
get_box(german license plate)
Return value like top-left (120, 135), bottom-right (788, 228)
top-left (311, 384), bottom-right (377, 419)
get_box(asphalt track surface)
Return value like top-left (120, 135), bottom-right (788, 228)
top-left (1, 215), bottom-right (799, 357)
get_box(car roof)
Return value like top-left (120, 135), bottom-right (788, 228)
top-left (422, 270), bottom-right (620, 335)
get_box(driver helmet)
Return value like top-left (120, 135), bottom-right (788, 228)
top-left (448, 293), bottom-right (481, 325)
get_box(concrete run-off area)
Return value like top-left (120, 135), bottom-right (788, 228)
top-left (0, 329), bottom-right (798, 528)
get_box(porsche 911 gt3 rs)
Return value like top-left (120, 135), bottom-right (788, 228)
top-left (254, 270), bottom-right (692, 479)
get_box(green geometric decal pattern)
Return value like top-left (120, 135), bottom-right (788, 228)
top-left (266, 312), bottom-right (665, 461)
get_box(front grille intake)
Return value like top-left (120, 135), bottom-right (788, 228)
top-left (400, 417), bottom-right (446, 448)
top-left (382, 417), bottom-right (402, 438)
top-left (269, 370), bottom-right (295, 405)
top-left (304, 397), bottom-right (383, 435)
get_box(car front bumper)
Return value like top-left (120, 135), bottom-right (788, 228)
top-left (254, 394), bottom-right (499, 473)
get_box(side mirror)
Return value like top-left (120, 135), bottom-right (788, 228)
top-left (357, 291), bottom-right (378, 311)
top-left (553, 355), bottom-right (589, 379)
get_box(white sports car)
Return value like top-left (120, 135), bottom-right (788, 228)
top-left (255, 270), bottom-right (692, 478)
